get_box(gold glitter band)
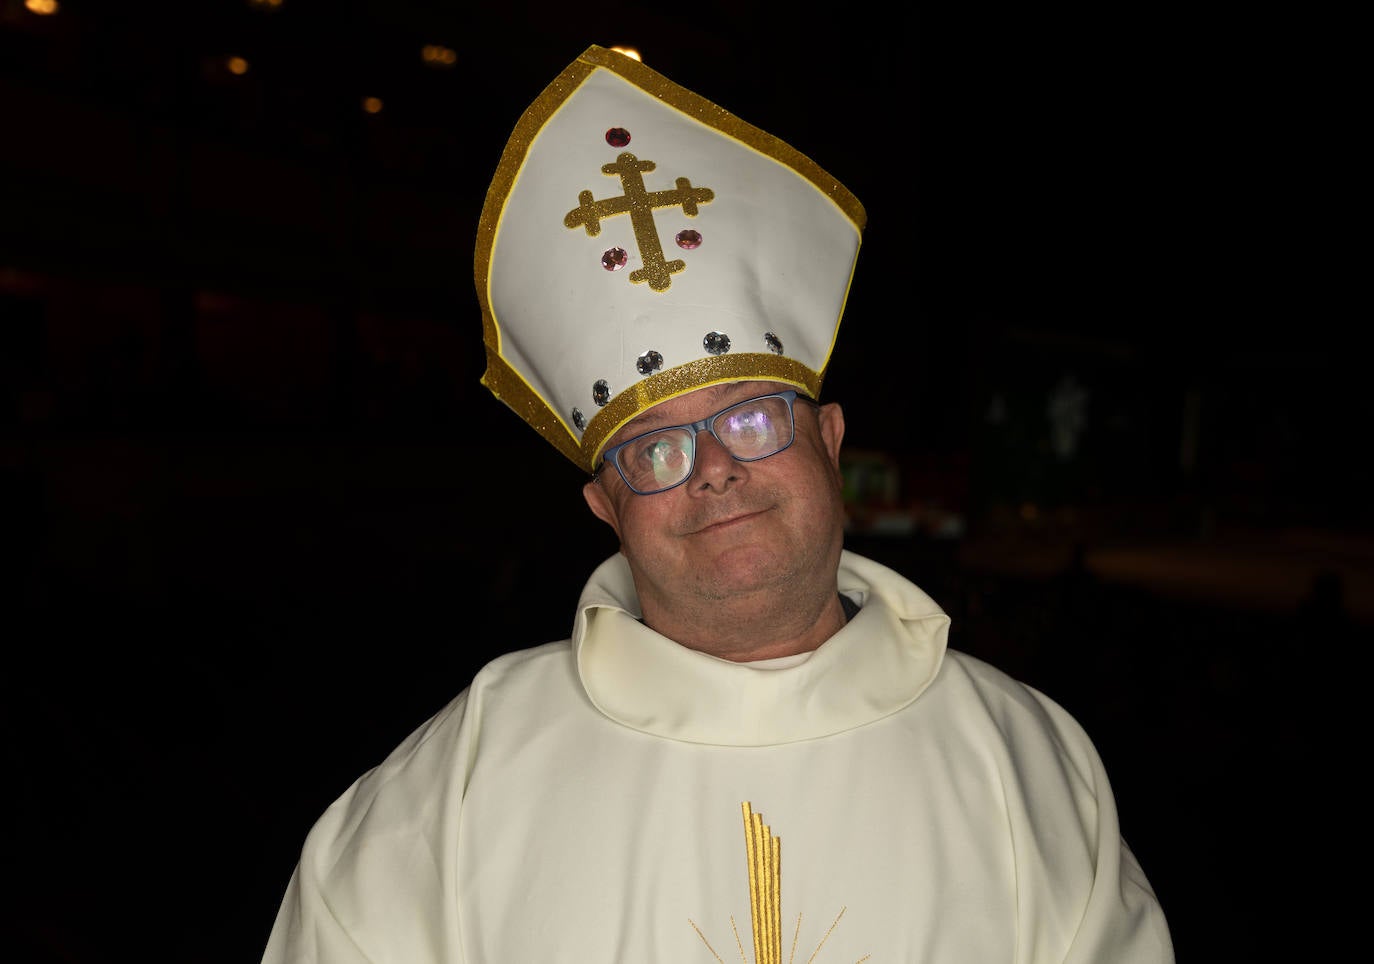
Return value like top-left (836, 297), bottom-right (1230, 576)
top-left (581, 354), bottom-right (822, 472)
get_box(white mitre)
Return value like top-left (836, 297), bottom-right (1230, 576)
top-left (475, 44), bottom-right (866, 473)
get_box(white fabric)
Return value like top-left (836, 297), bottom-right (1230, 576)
top-left (263, 551), bottom-right (1174, 962)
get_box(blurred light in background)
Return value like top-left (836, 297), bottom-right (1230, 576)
top-left (421, 45), bottom-right (456, 68)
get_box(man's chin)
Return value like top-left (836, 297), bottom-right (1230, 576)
top-left (689, 544), bottom-right (793, 598)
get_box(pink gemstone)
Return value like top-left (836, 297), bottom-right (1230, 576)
top-left (675, 229), bottom-right (702, 250)
top-left (601, 247), bottom-right (628, 270)
top-left (605, 127), bottom-right (631, 148)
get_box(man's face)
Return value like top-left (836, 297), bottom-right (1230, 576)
top-left (583, 380), bottom-right (847, 615)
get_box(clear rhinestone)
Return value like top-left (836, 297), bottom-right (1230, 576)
top-left (572, 407), bottom-right (586, 430)
top-left (636, 350), bottom-right (663, 375)
top-left (703, 331), bottom-right (731, 355)
top-left (764, 332), bottom-right (783, 354)
top-left (592, 380), bottom-right (611, 406)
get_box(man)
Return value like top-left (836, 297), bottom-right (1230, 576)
top-left (263, 45), bottom-right (1174, 961)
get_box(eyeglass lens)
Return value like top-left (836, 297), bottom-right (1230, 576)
top-left (616, 394), bottom-right (795, 493)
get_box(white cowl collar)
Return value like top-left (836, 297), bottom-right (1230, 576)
top-left (573, 549), bottom-right (950, 746)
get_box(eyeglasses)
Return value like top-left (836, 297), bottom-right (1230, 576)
top-left (597, 389), bottom-right (816, 495)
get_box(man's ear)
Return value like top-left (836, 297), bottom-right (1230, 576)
top-left (583, 478), bottom-right (623, 540)
top-left (817, 402), bottom-right (846, 467)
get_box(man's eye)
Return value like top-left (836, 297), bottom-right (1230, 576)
top-left (645, 438), bottom-right (684, 467)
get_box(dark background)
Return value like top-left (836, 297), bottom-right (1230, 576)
top-left (2, 1), bottom-right (1363, 961)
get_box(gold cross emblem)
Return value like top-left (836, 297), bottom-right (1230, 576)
top-left (564, 151), bottom-right (714, 291)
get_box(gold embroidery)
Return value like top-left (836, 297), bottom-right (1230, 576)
top-left (732, 915), bottom-right (750, 962)
top-left (805, 907), bottom-right (849, 964)
top-left (564, 152), bottom-right (714, 292)
top-left (742, 802), bottom-right (783, 963)
top-left (691, 802), bottom-right (869, 962)
top-left (687, 918), bottom-right (724, 963)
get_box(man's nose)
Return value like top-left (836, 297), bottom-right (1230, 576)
top-left (688, 430), bottom-right (746, 492)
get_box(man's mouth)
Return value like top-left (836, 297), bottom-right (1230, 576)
top-left (690, 507), bottom-right (769, 535)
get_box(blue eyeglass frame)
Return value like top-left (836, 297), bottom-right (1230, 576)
top-left (596, 389), bottom-right (817, 495)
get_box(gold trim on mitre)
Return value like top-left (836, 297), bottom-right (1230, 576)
top-left (475, 45), bottom-right (865, 475)
top-left (475, 55), bottom-right (598, 471)
top-left (581, 354), bottom-right (821, 471)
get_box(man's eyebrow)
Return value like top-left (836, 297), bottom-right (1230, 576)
top-left (616, 410), bottom-right (670, 436)
top-left (617, 383), bottom-right (780, 438)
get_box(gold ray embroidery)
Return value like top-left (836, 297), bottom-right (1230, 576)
top-left (687, 918), bottom-right (724, 963)
top-left (690, 802), bottom-right (869, 962)
top-left (743, 802), bottom-right (782, 963)
top-left (804, 907), bottom-right (846, 964)
top-left (733, 915), bottom-right (750, 963)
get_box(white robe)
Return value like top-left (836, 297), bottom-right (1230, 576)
top-left (263, 550), bottom-right (1174, 962)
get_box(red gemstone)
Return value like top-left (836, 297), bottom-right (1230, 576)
top-left (675, 229), bottom-right (702, 250)
top-left (601, 247), bottom-right (628, 270)
top-left (605, 127), bottom-right (631, 148)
